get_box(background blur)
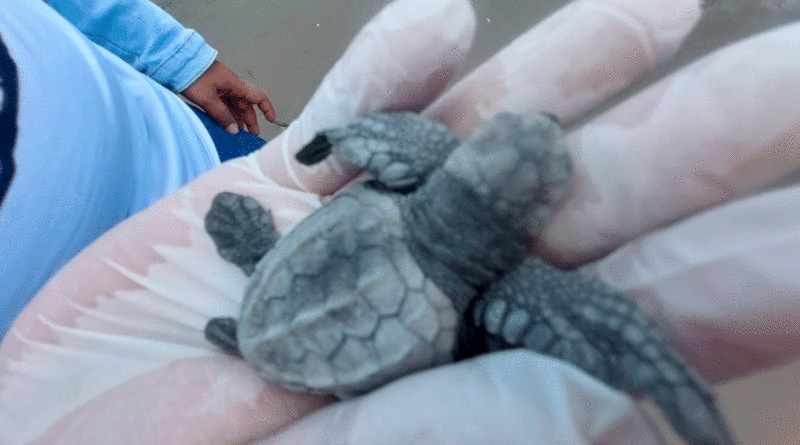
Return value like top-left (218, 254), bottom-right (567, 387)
top-left (151, 0), bottom-right (800, 442)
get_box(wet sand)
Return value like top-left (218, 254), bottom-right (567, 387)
top-left (150, 0), bottom-right (800, 443)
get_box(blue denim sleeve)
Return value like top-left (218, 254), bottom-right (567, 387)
top-left (43, 0), bottom-right (218, 92)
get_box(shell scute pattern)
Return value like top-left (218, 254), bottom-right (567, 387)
top-left (332, 337), bottom-right (379, 381)
top-left (287, 236), bottom-right (330, 276)
top-left (294, 317), bottom-right (346, 358)
top-left (236, 182), bottom-right (458, 394)
top-left (301, 352), bottom-right (337, 388)
top-left (327, 296), bottom-right (379, 338)
top-left (324, 254), bottom-right (357, 304)
top-left (399, 289), bottom-right (441, 342)
top-left (357, 248), bottom-right (407, 315)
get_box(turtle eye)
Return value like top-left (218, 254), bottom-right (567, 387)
top-left (541, 112), bottom-right (561, 126)
top-left (363, 179), bottom-right (419, 195)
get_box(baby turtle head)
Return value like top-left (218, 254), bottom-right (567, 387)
top-left (396, 112), bottom-right (573, 314)
top-left (442, 112), bottom-right (572, 235)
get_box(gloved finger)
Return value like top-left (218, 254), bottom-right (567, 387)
top-left (12, 357), bottom-right (333, 445)
top-left (583, 185), bottom-right (800, 384)
top-left (0, 159), bottom-right (326, 444)
top-left (255, 0), bottom-right (477, 195)
top-left (424, 0), bottom-right (701, 138)
top-left (537, 20), bottom-right (800, 266)
top-left (256, 351), bottom-right (661, 445)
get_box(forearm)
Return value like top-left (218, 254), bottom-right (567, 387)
top-left (43, 0), bottom-right (217, 91)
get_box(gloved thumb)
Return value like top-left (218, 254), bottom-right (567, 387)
top-left (255, 0), bottom-right (477, 195)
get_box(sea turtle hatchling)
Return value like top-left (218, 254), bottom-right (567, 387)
top-left (203, 112), bottom-right (735, 445)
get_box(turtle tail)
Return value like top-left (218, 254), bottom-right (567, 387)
top-left (632, 356), bottom-right (736, 445)
top-left (204, 317), bottom-right (241, 355)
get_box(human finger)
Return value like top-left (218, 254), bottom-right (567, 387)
top-left (255, 0), bottom-right (477, 195)
top-left (256, 95), bottom-right (276, 123)
top-left (424, 0), bottom-right (701, 138)
top-left (256, 351), bottom-right (660, 445)
top-left (536, 20), bottom-right (800, 266)
top-left (204, 96), bottom-right (241, 135)
top-left (239, 101), bottom-right (261, 135)
top-left (240, 78), bottom-right (276, 123)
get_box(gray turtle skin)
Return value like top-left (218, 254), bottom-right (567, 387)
top-left (465, 257), bottom-right (734, 445)
top-left (204, 112), bottom-right (734, 444)
top-left (296, 112), bottom-right (460, 190)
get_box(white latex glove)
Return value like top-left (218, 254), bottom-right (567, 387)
top-left (15, 0), bottom-right (795, 443)
top-left (539, 19), bottom-right (800, 385)
top-left (256, 350), bottom-right (661, 445)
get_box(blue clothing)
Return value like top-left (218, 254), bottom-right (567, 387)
top-left (189, 106), bottom-right (268, 162)
top-left (43, 0), bottom-right (269, 161)
top-left (43, 0), bottom-right (218, 93)
top-left (0, 0), bottom-right (223, 336)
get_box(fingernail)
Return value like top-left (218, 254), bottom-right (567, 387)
top-left (226, 124), bottom-right (239, 135)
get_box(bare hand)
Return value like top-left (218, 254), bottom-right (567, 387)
top-left (182, 60), bottom-right (276, 136)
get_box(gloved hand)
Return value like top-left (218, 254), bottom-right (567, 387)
top-left (255, 349), bottom-right (661, 445)
top-left (4, 0), bottom-right (799, 443)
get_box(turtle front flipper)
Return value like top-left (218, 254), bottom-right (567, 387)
top-left (204, 192), bottom-right (279, 276)
top-left (295, 113), bottom-right (459, 191)
top-left (205, 317), bottom-right (240, 355)
top-left (467, 257), bottom-right (735, 445)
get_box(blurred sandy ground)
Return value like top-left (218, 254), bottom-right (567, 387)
top-left (151, 0), bottom-right (800, 442)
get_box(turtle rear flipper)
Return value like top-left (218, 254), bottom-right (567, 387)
top-left (468, 258), bottom-right (735, 445)
top-left (296, 113), bottom-right (459, 191)
top-left (205, 317), bottom-right (240, 355)
top-left (204, 192), bottom-right (279, 276)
